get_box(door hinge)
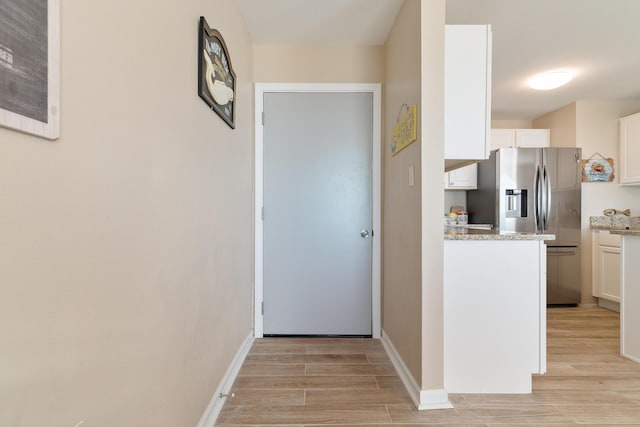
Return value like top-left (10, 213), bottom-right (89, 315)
top-left (261, 207), bottom-right (264, 220)
top-left (261, 112), bottom-right (265, 126)
top-left (261, 301), bottom-right (264, 315)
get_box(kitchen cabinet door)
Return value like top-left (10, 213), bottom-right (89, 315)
top-left (490, 129), bottom-right (550, 150)
top-left (445, 163), bottom-right (477, 189)
top-left (490, 129), bottom-right (516, 150)
top-left (592, 230), bottom-right (621, 304)
top-left (599, 245), bottom-right (621, 302)
top-left (516, 129), bottom-right (550, 148)
top-left (619, 111), bottom-right (640, 185)
top-left (444, 25), bottom-right (492, 164)
top-left (444, 239), bottom-right (546, 392)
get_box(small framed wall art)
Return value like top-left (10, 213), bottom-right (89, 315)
top-left (582, 152), bottom-right (615, 183)
top-left (198, 17), bottom-right (236, 129)
top-left (391, 104), bottom-right (417, 156)
top-left (0, 0), bottom-right (60, 139)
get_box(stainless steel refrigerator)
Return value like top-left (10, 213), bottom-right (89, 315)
top-left (467, 147), bottom-right (582, 305)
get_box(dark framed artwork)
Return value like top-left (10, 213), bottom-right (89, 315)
top-left (0, 0), bottom-right (60, 140)
top-left (198, 17), bottom-right (236, 129)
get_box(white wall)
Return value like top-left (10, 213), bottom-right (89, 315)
top-left (0, 1), bottom-right (254, 425)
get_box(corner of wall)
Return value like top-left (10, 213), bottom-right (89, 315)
top-left (381, 330), bottom-right (453, 411)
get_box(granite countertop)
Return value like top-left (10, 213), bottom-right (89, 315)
top-left (444, 227), bottom-right (555, 241)
top-left (590, 215), bottom-right (640, 230)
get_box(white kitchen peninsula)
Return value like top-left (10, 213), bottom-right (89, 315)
top-left (610, 229), bottom-right (640, 363)
top-left (444, 228), bottom-right (554, 393)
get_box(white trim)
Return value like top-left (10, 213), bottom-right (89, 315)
top-left (597, 298), bottom-right (620, 312)
top-left (381, 330), bottom-right (453, 411)
top-left (196, 332), bottom-right (254, 427)
top-left (538, 241), bottom-right (547, 374)
top-left (254, 83), bottom-right (382, 339)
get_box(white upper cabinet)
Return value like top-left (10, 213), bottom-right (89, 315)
top-left (444, 163), bottom-right (478, 190)
top-left (444, 25), bottom-right (492, 167)
top-left (490, 129), bottom-right (550, 150)
top-left (490, 129), bottom-right (516, 150)
top-left (619, 111), bottom-right (640, 185)
top-left (516, 129), bottom-right (551, 148)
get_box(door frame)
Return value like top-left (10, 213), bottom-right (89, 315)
top-left (254, 83), bottom-right (382, 338)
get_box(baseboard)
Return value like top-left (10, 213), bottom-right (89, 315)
top-left (578, 302), bottom-right (598, 308)
top-left (622, 352), bottom-right (640, 364)
top-left (380, 330), bottom-right (453, 411)
top-left (597, 298), bottom-right (620, 313)
top-left (196, 331), bottom-right (255, 427)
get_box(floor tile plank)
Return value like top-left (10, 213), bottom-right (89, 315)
top-left (217, 307), bottom-right (640, 426)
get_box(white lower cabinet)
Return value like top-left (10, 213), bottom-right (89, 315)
top-left (444, 239), bottom-right (546, 393)
top-left (444, 163), bottom-right (477, 189)
top-left (620, 234), bottom-right (640, 363)
top-left (592, 230), bottom-right (621, 304)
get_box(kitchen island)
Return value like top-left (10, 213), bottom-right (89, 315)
top-left (444, 228), bottom-right (554, 393)
top-left (609, 229), bottom-right (640, 364)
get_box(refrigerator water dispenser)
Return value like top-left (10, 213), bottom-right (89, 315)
top-left (505, 189), bottom-right (527, 218)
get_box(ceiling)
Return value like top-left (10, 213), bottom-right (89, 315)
top-left (237, 0), bottom-right (404, 45)
top-left (237, 0), bottom-right (640, 121)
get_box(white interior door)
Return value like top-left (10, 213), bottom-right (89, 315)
top-left (262, 91), bottom-right (373, 336)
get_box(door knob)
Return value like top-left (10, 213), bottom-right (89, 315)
top-left (360, 230), bottom-right (369, 238)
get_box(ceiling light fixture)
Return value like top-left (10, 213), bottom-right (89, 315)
top-left (527, 70), bottom-right (574, 90)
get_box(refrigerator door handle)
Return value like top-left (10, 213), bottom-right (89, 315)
top-left (543, 165), bottom-right (551, 231)
top-left (534, 166), bottom-right (542, 232)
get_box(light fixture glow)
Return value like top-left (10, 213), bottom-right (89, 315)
top-left (528, 70), bottom-right (574, 90)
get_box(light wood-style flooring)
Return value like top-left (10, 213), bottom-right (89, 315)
top-left (217, 307), bottom-right (640, 425)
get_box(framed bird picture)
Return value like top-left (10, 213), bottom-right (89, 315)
top-left (198, 17), bottom-right (236, 129)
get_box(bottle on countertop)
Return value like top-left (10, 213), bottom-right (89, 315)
top-left (457, 211), bottom-right (468, 224)
top-left (445, 212), bottom-right (458, 225)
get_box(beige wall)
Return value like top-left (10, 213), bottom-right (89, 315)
top-left (574, 101), bottom-right (640, 305)
top-left (0, 0), bottom-right (254, 425)
top-left (383, 0), bottom-right (424, 383)
top-left (491, 119), bottom-right (533, 129)
top-left (419, 0), bottom-right (446, 391)
top-left (382, 0), bottom-right (446, 392)
top-left (533, 102), bottom-right (577, 147)
top-left (253, 45), bottom-right (384, 83)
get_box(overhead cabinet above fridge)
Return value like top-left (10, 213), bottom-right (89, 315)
top-left (444, 25), bottom-right (492, 172)
top-left (491, 129), bottom-right (550, 150)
